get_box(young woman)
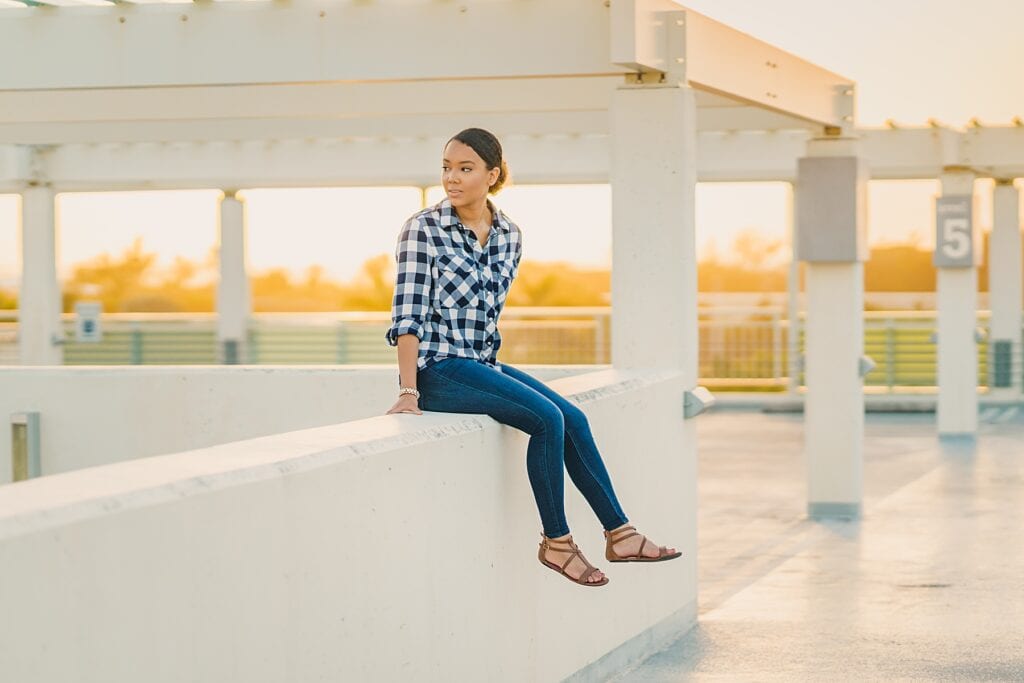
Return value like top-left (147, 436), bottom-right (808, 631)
top-left (384, 127), bottom-right (680, 588)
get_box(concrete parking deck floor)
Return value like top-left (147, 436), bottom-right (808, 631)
top-left (608, 406), bottom-right (1024, 682)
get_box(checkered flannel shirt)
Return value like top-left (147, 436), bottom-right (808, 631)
top-left (385, 196), bottom-right (523, 372)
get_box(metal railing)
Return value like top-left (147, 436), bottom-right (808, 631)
top-left (1, 307), bottom-right (1019, 393)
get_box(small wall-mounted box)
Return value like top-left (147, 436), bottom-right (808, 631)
top-left (797, 156), bottom-right (869, 263)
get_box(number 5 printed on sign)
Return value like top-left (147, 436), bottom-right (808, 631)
top-left (934, 196), bottom-right (973, 267)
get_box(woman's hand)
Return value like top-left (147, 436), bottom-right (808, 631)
top-left (386, 393), bottom-right (423, 415)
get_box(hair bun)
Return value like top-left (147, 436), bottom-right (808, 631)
top-left (490, 159), bottom-right (510, 195)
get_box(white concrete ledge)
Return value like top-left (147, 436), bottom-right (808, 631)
top-left (0, 367), bottom-right (696, 682)
top-left (0, 364), bottom-right (602, 483)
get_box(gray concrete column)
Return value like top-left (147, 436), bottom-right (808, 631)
top-left (216, 190), bottom-right (251, 364)
top-left (797, 136), bottom-right (868, 520)
top-left (988, 180), bottom-right (1022, 397)
top-left (934, 170), bottom-right (978, 437)
top-left (18, 184), bottom-right (63, 365)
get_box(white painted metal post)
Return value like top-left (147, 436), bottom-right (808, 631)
top-left (797, 137), bottom-right (867, 520)
top-left (216, 190), bottom-right (251, 364)
top-left (609, 85), bottom-right (696, 376)
top-left (935, 170), bottom-right (978, 436)
top-left (18, 184), bottom-right (63, 365)
top-left (988, 180), bottom-right (1022, 397)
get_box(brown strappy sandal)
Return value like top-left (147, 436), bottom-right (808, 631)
top-left (604, 525), bottom-right (682, 563)
top-left (537, 533), bottom-right (609, 587)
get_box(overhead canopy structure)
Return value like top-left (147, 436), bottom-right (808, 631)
top-left (0, 0), bottom-right (865, 190)
top-left (1, 0), bottom-right (1020, 188)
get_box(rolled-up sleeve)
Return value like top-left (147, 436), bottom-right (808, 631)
top-left (511, 231), bottom-right (522, 280)
top-left (385, 218), bottom-right (432, 346)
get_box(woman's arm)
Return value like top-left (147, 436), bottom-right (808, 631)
top-left (395, 334), bottom-right (419, 392)
top-left (385, 217), bottom-right (431, 415)
top-left (386, 334), bottom-right (422, 414)
top-left (385, 217), bottom-right (432, 348)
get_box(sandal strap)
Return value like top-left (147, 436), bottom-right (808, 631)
top-left (606, 529), bottom-right (653, 559)
top-left (539, 533), bottom-right (602, 579)
top-left (607, 531), bottom-right (640, 545)
top-left (540, 533), bottom-right (577, 548)
top-left (568, 547), bottom-right (599, 576)
top-left (560, 550), bottom-right (578, 571)
top-left (606, 525), bottom-right (637, 541)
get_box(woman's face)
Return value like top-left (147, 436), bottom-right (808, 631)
top-left (442, 139), bottom-right (499, 209)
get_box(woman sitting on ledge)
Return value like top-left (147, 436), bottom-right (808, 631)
top-left (384, 127), bottom-right (680, 588)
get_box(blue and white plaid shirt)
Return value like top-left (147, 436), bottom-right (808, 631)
top-left (386, 196), bottom-right (523, 371)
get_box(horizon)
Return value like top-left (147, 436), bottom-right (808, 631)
top-left (0, 179), bottom-right (1020, 291)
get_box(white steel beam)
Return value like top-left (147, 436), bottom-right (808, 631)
top-left (0, 110), bottom-right (615, 147)
top-left (0, 134), bottom-right (613, 192)
top-left (963, 126), bottom-right (1024, 178)
top-left (612, 0), bottom-right (854, 130)
top-left (4, 0), bottom-right (856, 136)
top-left (3, 125), bottom-right (1023, 193)
top-left (0, 78), bottom-right (623, 136)
top-left (859, 127), bottom-right (965, 179)
top-left (0, 1), bottom-right (623, 90)
top-left (0, 83), bottom-right (824, 145)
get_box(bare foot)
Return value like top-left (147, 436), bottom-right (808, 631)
top-left (607, 523), bottom-right (678, 559)
top-left (542, 534), bottom-right (606, 583)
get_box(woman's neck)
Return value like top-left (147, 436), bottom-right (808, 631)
top-left (454, 198), bottom-right (490, 229)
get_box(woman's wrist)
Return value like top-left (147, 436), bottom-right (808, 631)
top-left (399, 386), bottom-right (420, 399)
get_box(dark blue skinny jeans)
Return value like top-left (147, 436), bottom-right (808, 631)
top-left (415, 357), bottom-right (630, 538)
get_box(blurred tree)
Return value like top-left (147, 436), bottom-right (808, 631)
top-left (64, 237), bottom-right (158, 312)
top-left (507, 261), bottom-right (610, 307)
top-left (0, 287), bottom-right (15, 309)
top-left (339, 254), bottom-right (395, 311)
top-left (864, 244), bottom-right (934, 291)
top-left (51, 228), bottom-right (1013, 313)
top-left (698, 229), bottom-right (787, 292)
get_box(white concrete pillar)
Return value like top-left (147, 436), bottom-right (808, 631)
top-left (609, 85), bottom-right (696, 377)
top-left (797, 137), bottom-right (868, 519)
top-left (786, 182), bottom-right (801, 394)
top-left (216, 190), bottom-right (251, 364)
top-left (18, 184), bottom-right (63, 365)
top-left (988, 180), bottom-right (1022, 397)
top-left (934, 170), bottom-right (978, 436)
top-left (609, 79), bottom-right (699, 636)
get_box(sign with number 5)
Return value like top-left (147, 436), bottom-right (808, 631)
top-left (934, 196), bottom-right (974, 267)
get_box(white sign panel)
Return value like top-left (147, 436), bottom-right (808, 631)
top-left (75, 301), bottom-right (102, 343)
top-left (934, 196), bottom-right (974, 267)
